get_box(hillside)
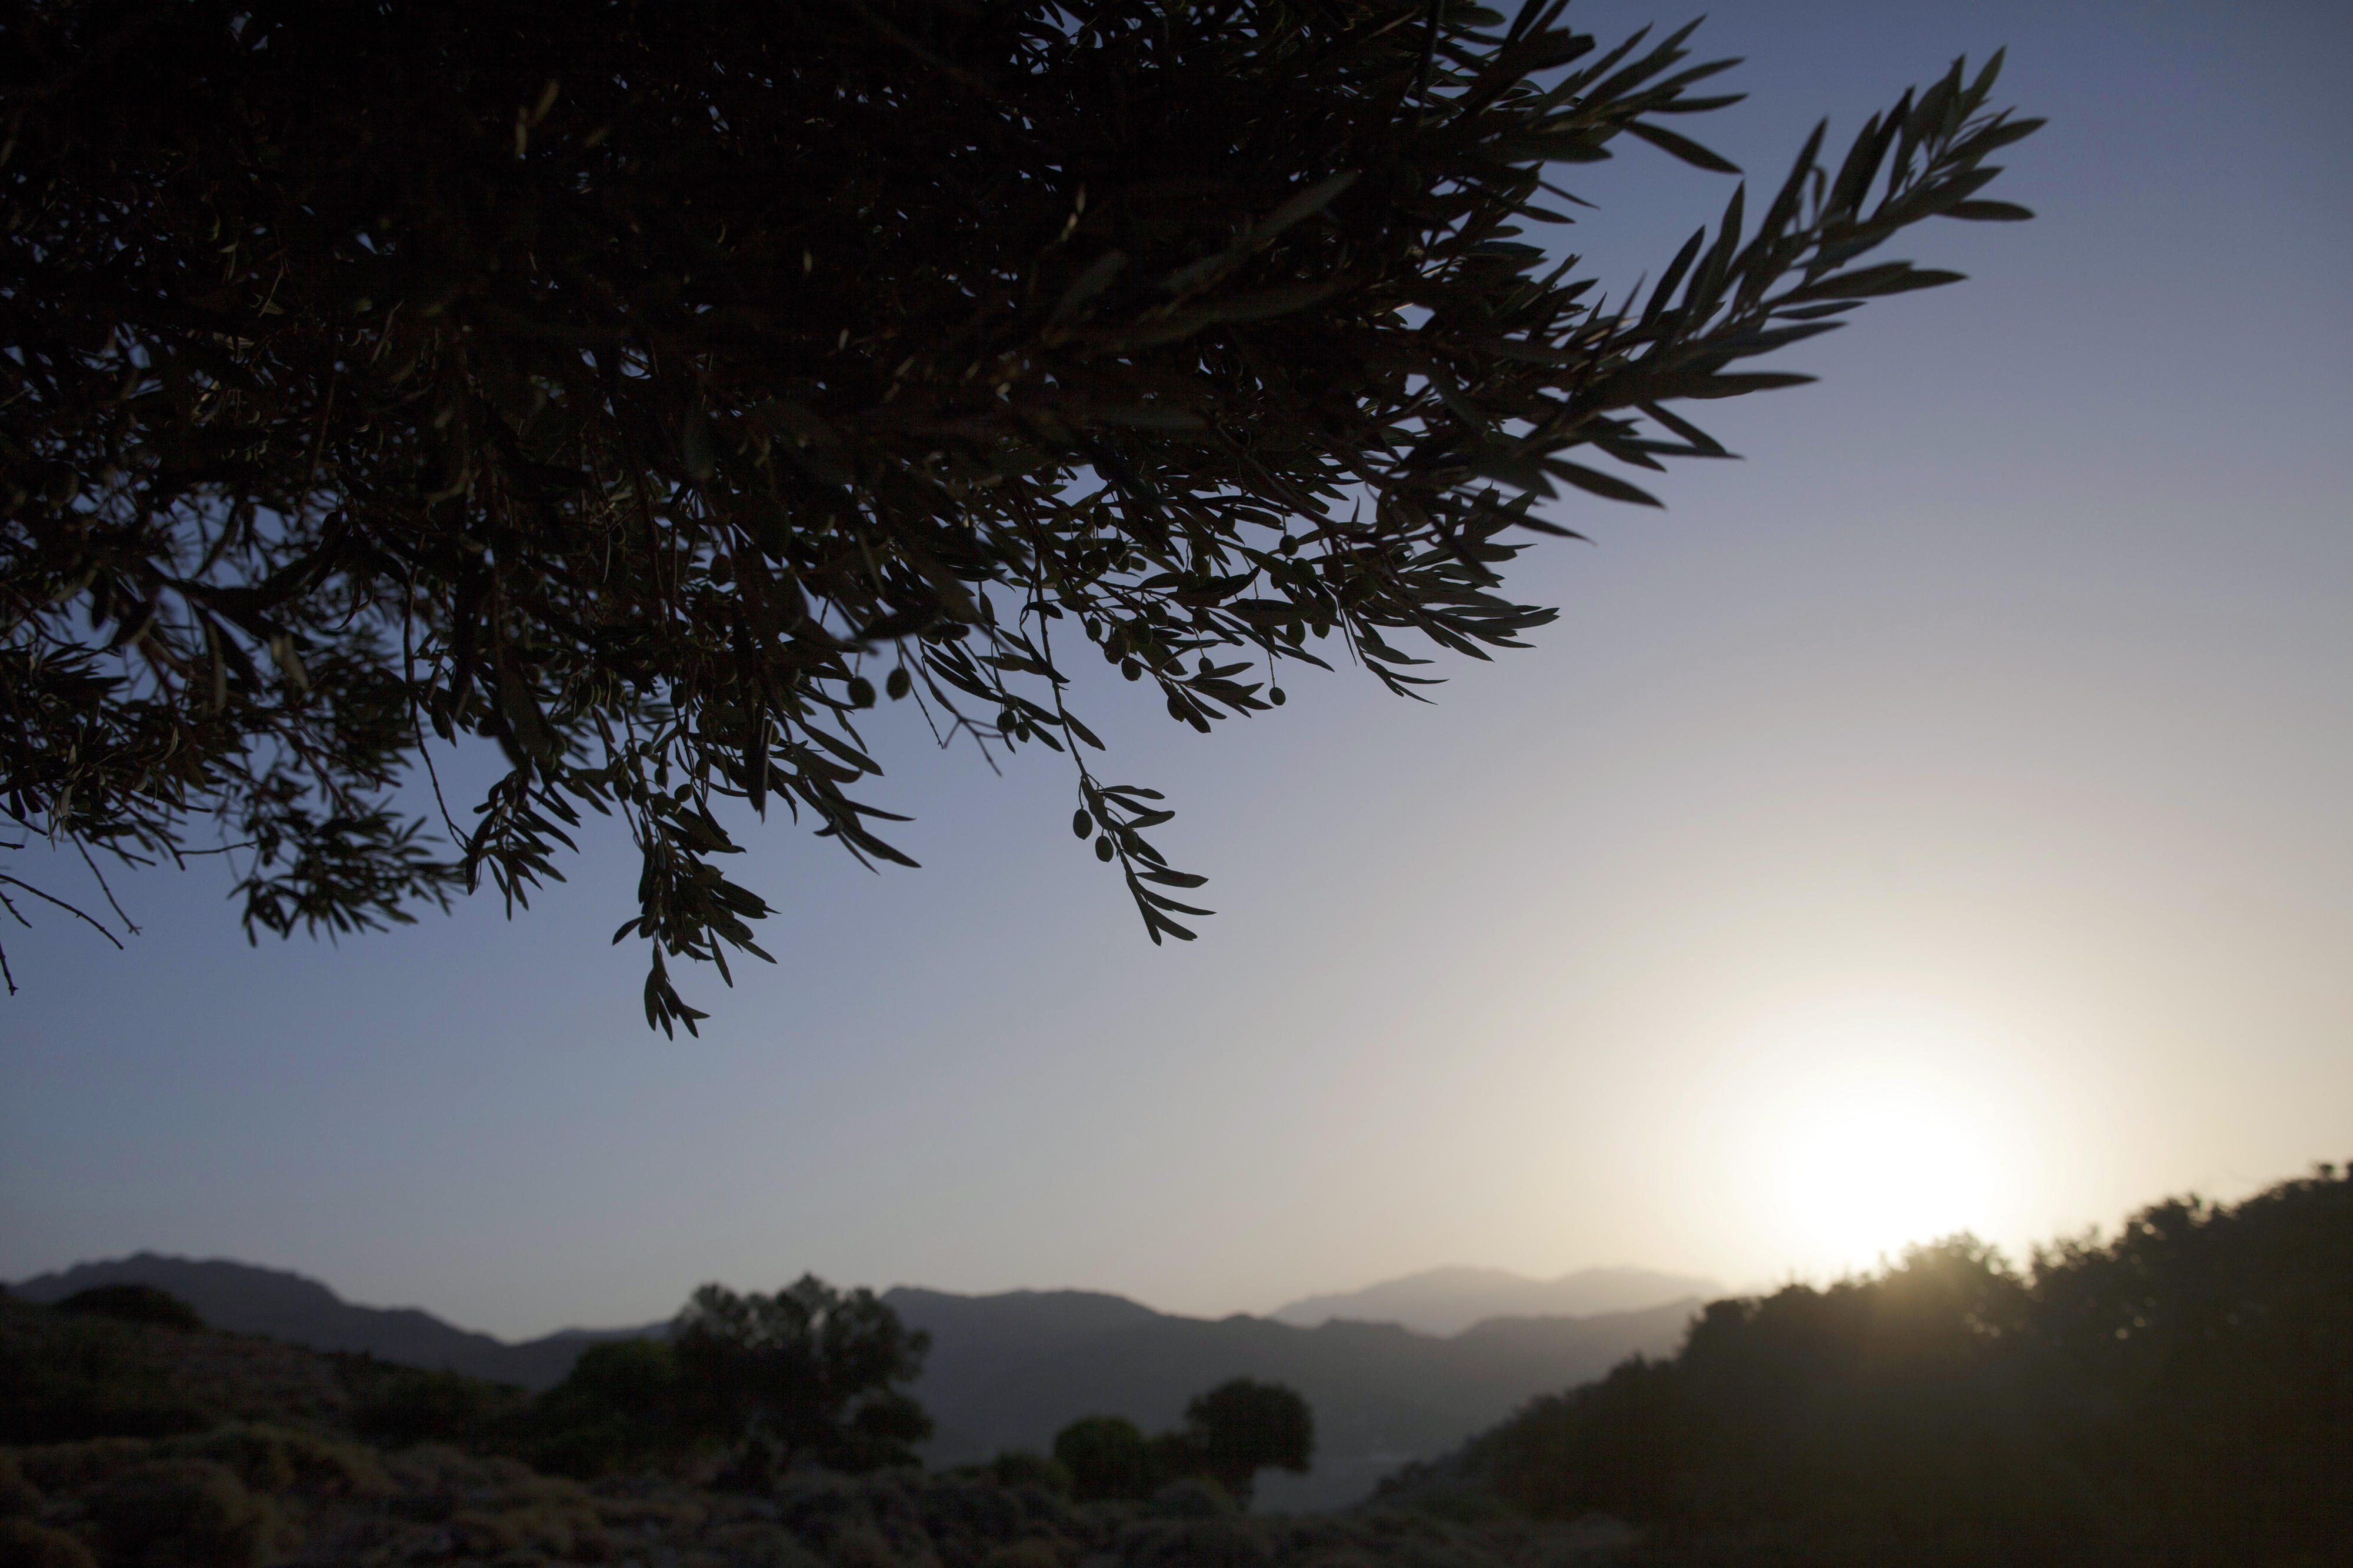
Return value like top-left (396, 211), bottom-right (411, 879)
top-left (1271, 1267), bottom-right (1719, 1337)
top-left (16, 1169), bottom-right (2338, 1563)
top-left (888, 1289), bottom-right (1698, 1510)
top-left (0, 1295), bottom-right (1634, 1568)
top-left (1390, 1166), bottom-right (2353, 1567)
top-left (14, 1259), bottom-right (1698, 1510)
top-left (11, 1256), bottom-right (657, 1392)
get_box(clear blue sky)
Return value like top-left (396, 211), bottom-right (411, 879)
top-left (5, 0), bottom-right (2348, 1339)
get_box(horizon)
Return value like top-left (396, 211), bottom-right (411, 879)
top-left (4, 0), bottom-right (2348, 1343)
top-left (16, 1158), bottom-right (2322, 1345)
top-left (12, 1247), bottom-right (1728, 1341)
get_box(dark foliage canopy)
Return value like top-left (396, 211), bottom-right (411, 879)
top-left (337, 1281), bottom-right (932, 1480)
top-left (1053, 1413), bottom-right (1157, 1503)
top-left (1178, 1375), bottom-right (1314, 1507)
top-left (0, 0), bottom-right (2038, 1028)
top-left (518, 1336), bottom-right (695, 1477)
top-left (671, 1276), bottom-right (934, 1477)
top-left (1433, 1165), bottom-right (2353, 1566)
top-left (1051, 1378), bottom-right (1315, 1508)
top-left (54, 1284), bottom-right (206, 1333)
top-left (350, 1362), bottom-right (531, 1453)
top-left (0, 1296), bottom-right (215, 1442)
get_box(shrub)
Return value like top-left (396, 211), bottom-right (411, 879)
top-left (520, 1339), bottom-right (699, 1478)
top-left (0, 1453), bottom-right (39, 1519)
top-left (1052, 1415), bottom-right (1155, 1503)
top-left (672, 1279), bottom-right (932, 1477)
top-left (351, 1367), bottom-right (528, 1450)
top-left (0, 1519), bottom-right (96, 1568)
top-left (53, 1287), bottom-right (204, 1333)
top-left (178, 1424), bottom-right (391, 1499)
top-left (1176, 1379), bottom-right (1312, 1509)
top-left (0, 1318), bottom-right (211, 1444)
top-left (985, 1451), bottom-right (1073, 1495)
top-left (85, 1459), bottom-right (289, 1568)
top-left (1142, 1477), bottom-right (1237, 1520)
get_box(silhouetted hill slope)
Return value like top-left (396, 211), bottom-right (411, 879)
top-left (10, 1254), bottom-right (655, 1390)
top-left (1404, 1166), bottom-right (2353, 1566)
top-left (886, 1287), bottom-right (1698, 1510)
top-left (886, 1287), bottom-right (1167, 1358)
top-left (0, 1289), bottom-right (1631, 1566)
top-left (1271, 1266), bottom-right (1718, 1336)
top-left (13, 1257), bottom-right (1697, 1509)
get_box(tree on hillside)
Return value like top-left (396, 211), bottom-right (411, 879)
top-left (521, 1337), bottom-right (699, 1478)
top-left (671, 1276), bottom-right (932, 1483)
top-left (1052, 1413), bottom-right (1156, 1503)
top-left (1176, 1376), bottom-right (1315, 1507)
top-left (1433, 1165), bottom-right (2353, 1565)
top-left (0, 0), bottom-right (2038, 1028)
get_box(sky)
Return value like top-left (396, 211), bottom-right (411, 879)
top-left (5, 0), bottom-right (2349, 1341)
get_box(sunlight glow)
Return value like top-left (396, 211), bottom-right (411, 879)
top-left (1704, 993), bottom-right (2022, 1279)
top-left (1774, 1072), bottom-right (1996, 1271)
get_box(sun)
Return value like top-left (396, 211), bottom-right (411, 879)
top-left (1705, 995), bottom-right (2017, 1277)
top-left (1772, 1070), bottom-right (1997, 1272)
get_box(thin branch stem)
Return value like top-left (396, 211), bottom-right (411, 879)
top-left (0, 875), bottom-right (128, 949)
top-left (72, 837), bottom-right (141, 936)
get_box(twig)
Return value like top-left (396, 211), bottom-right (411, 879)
top-left (0, 875), bottom-right (128, 949)
top-left (1414, 0), bottom-right (1444, 124)
top-left (72, 837), bottom-right (141, 936)
top-left (301, 368), bottom-right (339, 505)
top-left (401, 559), bottom-right (467, 848)
top-left (840, 0), bottom-right (1001, 99)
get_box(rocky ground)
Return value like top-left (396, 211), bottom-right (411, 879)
top-left (0, 1302), bottom-right (1634, 1568)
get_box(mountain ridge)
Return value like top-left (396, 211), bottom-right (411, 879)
top-left (884, 1286), bottom-right (1700, 1509)
top-left (1271, 1264), bottom-right (1719, 1337)
top-left (14, 1254), bottom-right (1702, 1507)
top-left (9, 1253), bottom-right (660, 1390)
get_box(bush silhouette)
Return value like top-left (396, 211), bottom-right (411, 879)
top-left (0, 1307), bottom-right (211, 1444)
top-left (351, 1367), bottom-right (528, 1452)
top-left (86, 1459), bottom-right (288, 1568)
top-left (488, 1282), bottom-right (935, 1482)
top-left (984, 1451), bottom-right (1073, 1495)
top-left (671, 1277), bottom-right (931, 1482)
top-left (1052, 1415), bottom-right (1155, 1502)
top-left (1054, 1381), bottom-right (1314, 1510)
top-left (519, 1337), bottom-right (697, 1478)
top-left (1447, 1165), bottom-right (2353, 1566)
top-left (54, 1286), bottom-right (204, 1333)
top-left (0, 1518), bottom-right (97, 1568)
top-left (1178, 1378), bottom-right (1313, 1509)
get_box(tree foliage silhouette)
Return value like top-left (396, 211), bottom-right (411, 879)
top-left (519, 1337), bottom-right (697, 1478)
top-left (1176, 1376), bottom-right (1314, 1508)
top-left (671, 1277), bottom-right (932, 1480)
top-left (0, 0), bottom-right (2037, 1027)
top-left (1051, 1379), bottom-right (1314, 1509)
top-left (1431, 1165), bottom-right (2353, 1567)
top-left (1052, 1413), bottom-right (1156, 1503)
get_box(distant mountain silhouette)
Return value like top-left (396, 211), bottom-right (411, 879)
top-left (882, 1287), bottom-right (1698, 1510)
top-left (1270, 1265), bottom-right (1719, 1337)
top-left (9, 1254), bottom-right (656, 1389)
top-left (15, 1255), bottom-right (1701, 1509)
